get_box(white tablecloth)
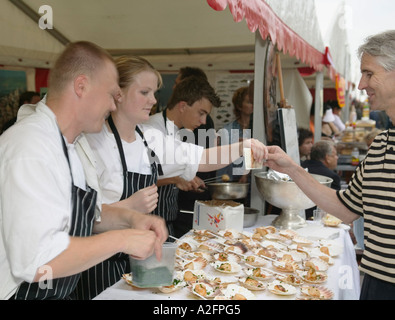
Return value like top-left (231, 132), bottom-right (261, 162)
top-left (94, 215), bottom-right (360, 300)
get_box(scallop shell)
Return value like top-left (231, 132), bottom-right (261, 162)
top-left (221, 284), bottom-right (256, 300)
top-left (243, 267), bottom-right (273, 281)
top-left (189, 251), bottom-right (213, 262)
top-left (158, 278), bottom-right (186, 293)
top-left (181, 269), bottom-right (207, 283)
top-left (211, 261), bottom-right (241, 274)
top-left (304, 258), bottom-right (329, 272)
top-left (311, 245), bottom-right (342, 258)
top-left (252, 231), bottom-right (264, 241)
top-left (260, 240), bottom-right (287, 250)
top-left (319, 241), bottom-right (343, 256)
top-left (276, 274), bottom-right (304, 286)
top-left (252, 247), bottom-right (277, 259)
top-left (197, 241), bottom-right (224, 253)
top-left (267, 280), bottom-right (297, 296)
top-left (122, 273), bottom-right (134, 286)
top-left (279, 229), bottom-right (298, 239)
top-left (322, 214), bottom-right (342, 227)
top-left (272, 260), bottom-right (299, 273)
top-left (192, 229), bottom-right (217, 239)
top-left (300, 285), bottom-right (334, 300)
top-left (265, 233), bottom-right (289, 242)
top-left (297, 270), bottom-right (328, 284)
top-left (292, 235), bottom-right (313, 246)
top-left (238, 277), bottom-right (266, 291)
top-left (239, 238), bottom-right (258, 250)
top-left (178, 236), bottom-right (200, 251)
top-left (212, 252), bottom-right (241, 263)
top-left (316, 254), bottom-right (334, 265)
top-left (276, 250), bottom-right (308, 263)
top-left (243, 255), bottom-right (267, 267)
top-left (181, 256), bottom-right (207, 270)
top-left (219, 229), bottom-right (242, 239)
top-left (224, 242), bottom-right (248, 255)
top-left (190, 282), bottom-right (219, 299)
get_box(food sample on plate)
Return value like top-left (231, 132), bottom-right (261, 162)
top-left (322, 213), bottom-right (342, 227)
top-left (121, 225), bottom-right (340, 300)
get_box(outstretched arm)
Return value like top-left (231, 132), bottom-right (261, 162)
top-left (265, 145), bottom-right (359, 224)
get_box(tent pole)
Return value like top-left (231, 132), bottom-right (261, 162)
top-left (250, 31), bottom-right (268, 215)
top-left (314, 71), bottom-right (324, 142)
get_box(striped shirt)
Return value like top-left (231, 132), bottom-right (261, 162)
top-left (337, 129), bottom-right (395, 283)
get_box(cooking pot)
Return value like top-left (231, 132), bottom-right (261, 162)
top-left (207, 182), bottom-right (249, 200)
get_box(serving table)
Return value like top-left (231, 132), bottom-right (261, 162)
top-left (94, 215), bottom-right (360, 300)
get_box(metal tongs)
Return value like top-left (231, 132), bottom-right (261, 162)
top-left (202, 174), bottom-right (231, 184)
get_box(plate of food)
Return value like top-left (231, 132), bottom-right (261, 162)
top-left (322, 214), bottom-right (342, 227)
top-left (267, 280), bottom-right (297, 296)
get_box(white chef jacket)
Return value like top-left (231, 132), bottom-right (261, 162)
top-left (0, 102), bottom-right (102, 300)
top-left (86, 122), bottom-right (204, 204)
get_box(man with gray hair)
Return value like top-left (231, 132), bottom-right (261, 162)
top-left (264, 30), bottom-right (395, 299)
top-left (301, 140), bottom-right (341, 219)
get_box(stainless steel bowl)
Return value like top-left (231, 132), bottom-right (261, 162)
top-left (243, 207), bottom-right (259, 228)
top-left (207, 183), bottom-right (249, 200)
top-left (254, 172), bottom-right (333, 229)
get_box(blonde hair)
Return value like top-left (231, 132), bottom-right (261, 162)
top-left (115, 56), bottom-right (163, 90)
top-left (48, 41), bottom-right (114, 96)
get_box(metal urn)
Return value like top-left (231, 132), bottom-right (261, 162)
top-left (254, 171), bottom-right (333, 229)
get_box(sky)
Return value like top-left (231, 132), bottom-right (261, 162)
top-left (314, 0), bottom-right (394, 86)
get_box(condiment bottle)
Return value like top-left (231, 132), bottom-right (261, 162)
top-left (351, 147), bottom-right (359, 166)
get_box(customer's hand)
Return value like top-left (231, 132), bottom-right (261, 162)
top-left (243, 138), bottom-right (269, 164)
top-left (265, 145), bottom-right (297, 175)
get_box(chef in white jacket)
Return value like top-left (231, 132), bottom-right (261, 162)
top-left (0, 42), bottom-right (167, 300)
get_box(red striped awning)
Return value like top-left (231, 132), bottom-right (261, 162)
top-left (207, 0), bottom-right (326, 71)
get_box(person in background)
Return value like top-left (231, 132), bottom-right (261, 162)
top-left (217, 86), bottom-right (253, 184)
top-left (176, 67), bottom-right (217, 228)
top-left (0, 42), bottom-right (167, 300)
top-left (330, 100), bottom-right (346, 132)
top-left (321, 104), bottom-right (340, 139)
top-left (265, 30), bottom-right (395, 300)
top-left (301, 140), bottom-right (341, 219)
top-left (146, 75), bottom-right (266, 237)
top-left (298, 128), bottom-right (314, 161)
top-left (1, 91), bottom-right (41, 134)
top-left (145, 75), bottom-right (219, 237)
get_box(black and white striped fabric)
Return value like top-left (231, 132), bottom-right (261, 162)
top-left (337, 129), bottom-right (395, 283)
top-left (74, 117), bottom-right (160, 300)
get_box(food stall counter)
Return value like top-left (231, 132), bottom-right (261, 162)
top-left (94, 215), bottom-right (360, 300)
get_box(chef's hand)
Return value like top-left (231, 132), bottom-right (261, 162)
top-left (120, 184), bottom-right (158, 214)
top-left (173, 176), bottom-right (202, 192)
top-left (128, 212), bottom-right (168, 260)
top-left (122, 229), bottom-right (158, 260)
top-left (189, 176), bottom-right (206, 192)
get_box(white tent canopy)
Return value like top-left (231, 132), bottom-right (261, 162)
top-left (0, 0), bottom-right (332, 73)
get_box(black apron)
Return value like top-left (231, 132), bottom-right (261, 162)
top-left (13, 135), bottom-right (97, 300)
top-left (74, 116), bottom-right (162, 300)
top-left (152, 109), bottom-right (180, 235)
